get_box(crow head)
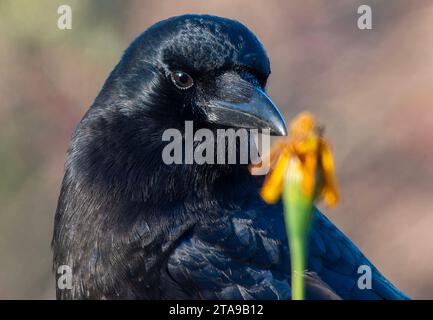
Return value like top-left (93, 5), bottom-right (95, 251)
top-left (54, 15), bottom-right (288, 299)
top-left (67, 14), bottom-right (286, 205)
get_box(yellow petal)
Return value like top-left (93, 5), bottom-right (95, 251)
top-left (260, 150), bottom-right (290, 204)
top-left (290, 112), bottom-right (316, 138)
top-left (249, 140), bottom-right (285, 175)
top-left (301, 151), bottom-right (318, 197)
top-left (322, 187), bottom-right (339, 207)
top-left (319, 139), bottom-right (339, 206)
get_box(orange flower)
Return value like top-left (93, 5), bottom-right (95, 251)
top-left (250, 112), bottom-right (339, 207)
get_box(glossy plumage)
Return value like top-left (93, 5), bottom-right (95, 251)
top-left (164, 192), bottom-right (407, 300)
top-left (52, 14), bottom-right (408, 300)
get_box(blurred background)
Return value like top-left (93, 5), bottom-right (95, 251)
top-left (0, 0), bottom-right (432, 299)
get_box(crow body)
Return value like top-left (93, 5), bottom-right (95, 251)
top-left (52, 14), bottom-right (408, 300)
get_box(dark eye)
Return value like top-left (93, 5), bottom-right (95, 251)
top-left (170, 71), bottom-right (194, 90)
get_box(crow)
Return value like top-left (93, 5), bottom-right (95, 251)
top-left (52, 14), bottom-right (409, 300)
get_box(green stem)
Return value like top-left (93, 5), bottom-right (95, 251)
top-left (289, 235), bottom-right (306, 300)
top-left (282, 172), bottom-right (314, 300)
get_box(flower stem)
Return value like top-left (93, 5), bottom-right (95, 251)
top-left (282, 162), bottom-right (314, 300)
top-left (289, 235), bottom-right (307, 300)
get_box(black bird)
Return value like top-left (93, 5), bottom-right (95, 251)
top-left (53, 14), bottom-right (408, 299)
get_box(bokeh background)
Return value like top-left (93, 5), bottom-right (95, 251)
top-left (0, 0), bottom-right (432, 299)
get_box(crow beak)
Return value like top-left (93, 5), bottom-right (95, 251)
top-left (205, 86), bottom-right (287, 136)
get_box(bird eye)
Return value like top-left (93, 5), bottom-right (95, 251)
top-left (170, 71), bottom-right (194, 90)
